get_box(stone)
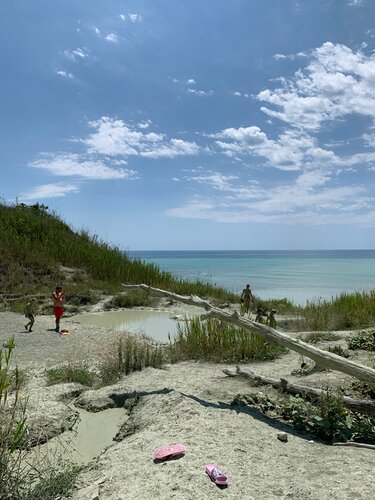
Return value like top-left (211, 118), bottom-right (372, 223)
top-left (277, 432), bottom-right (289, 443)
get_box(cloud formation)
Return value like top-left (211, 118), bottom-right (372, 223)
top-left (82, 117), bottom-right (200, 158)
top-left (20, 183), bottom-right (80, 201)
top-left (29, 153), bottom-right (138, 180)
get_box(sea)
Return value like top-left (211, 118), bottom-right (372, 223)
top-left (128, 250), bottom-right (375, 306)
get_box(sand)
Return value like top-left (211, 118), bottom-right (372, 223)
top-left (1, 307), bottom-right (374, 500)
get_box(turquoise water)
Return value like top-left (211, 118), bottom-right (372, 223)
top-left (129, 250), bottom-right (375, 306)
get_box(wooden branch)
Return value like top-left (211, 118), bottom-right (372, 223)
top-left (332, 442), bottom-right (375, 450)
top-left (222, 366), bottom-right (375, 416)
top-left (122, 284), bottom-right (375, 384)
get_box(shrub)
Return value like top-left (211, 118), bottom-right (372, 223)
top-left (104, 291), bottom-right (151, 309)
top-left (281, 390), bottom-right (375, 443)
top-left (348, 330), bottom-right (375, 351)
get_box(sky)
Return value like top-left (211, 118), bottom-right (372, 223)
top-left (2, 0), bottom-right (375, 250)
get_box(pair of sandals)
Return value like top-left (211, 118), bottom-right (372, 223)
top-left (153, 444), bottom-right (228, 486)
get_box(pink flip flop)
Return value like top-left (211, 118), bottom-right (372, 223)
top-left (205, 464), bottom-right (228, 486)
top-left (153, 444), bottom-right (186, 461)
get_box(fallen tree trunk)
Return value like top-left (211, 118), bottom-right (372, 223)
top-left (122, 284), bottom-right (375, 384)
top-left (222, 366), bottom-right (375, 416)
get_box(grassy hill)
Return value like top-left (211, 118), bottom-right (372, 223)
top-left (0, 202), bottom-right (237, 302)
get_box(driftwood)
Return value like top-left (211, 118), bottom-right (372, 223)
top-left (222, 366), bottom-right (375, 416)
top-left (332, 442), bottom-right (375, 450)
top-left (122, 284), bottom-right (375, 384)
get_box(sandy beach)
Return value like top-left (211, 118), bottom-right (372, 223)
top-left (1, 307), bottom-right (374, 500)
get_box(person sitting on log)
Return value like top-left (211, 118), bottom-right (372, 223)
top-left (255, 307), bottom-right (265, 323)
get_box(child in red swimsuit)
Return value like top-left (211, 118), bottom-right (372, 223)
top-left (52, 286), bottom-right (65, 332)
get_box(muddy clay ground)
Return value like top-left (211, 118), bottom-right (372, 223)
top-left (1, 301), bottom-right (375, 500)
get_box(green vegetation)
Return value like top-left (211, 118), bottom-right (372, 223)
top-left (327, 345), bottom-right (350, 358)
top-left (104, 290), bottom-right (151, 309)
top-left (281, 391), bottom-right (375, 444)
top-left (299, 331), bottom-right (342, 344)
top-left (98, 334), bottom-right (164, 386)
top-left (234, 389), bottom-right (375, 444)
top-left (169, 317), bottom-right (287, 363)
top-left (0, 202), bottom-right (237, 302)
top-left (1, 339), bottom-right (79, 498)
top-left (348, 330), bottom-right (375, 351)
top-left (298, 292), bottom-right (375, 331)
top-left (46, 364), bottom-right (95, 387)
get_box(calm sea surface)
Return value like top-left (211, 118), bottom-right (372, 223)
top-left (129, 250), bottom-right (375, 306)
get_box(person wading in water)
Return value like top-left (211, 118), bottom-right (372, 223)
top-left (240, 283), bottom-right (254, 316)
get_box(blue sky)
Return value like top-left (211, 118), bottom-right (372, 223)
top-left (2, 0), bottom-right (375, 250)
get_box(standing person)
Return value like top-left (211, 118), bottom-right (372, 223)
top-left (240, 284), bottom-right (254, 315)
top-left (52, 285), bottom-right (65, 332)
top-left (24, 297), bottom-right (37, 332)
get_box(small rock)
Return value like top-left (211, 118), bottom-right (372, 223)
top-left (277, 432), bottom-right (288, 443)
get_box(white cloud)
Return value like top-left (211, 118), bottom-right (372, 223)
top-left (121, 13), bottom-right (143, 22)
top-left (82, 117), bottom-right (200, 159)
top-left (56, 70), bottom-right (73, 79)
top-left (258, 42), bottom-right (375, 131)
top-left (188, 88), bottom-right (213, 96)
top-left (92, 26), bottom-right (101, 35)
top-left (105, 33), bottom-right (118, 43)
top-left (165, 170), bottom-right (372, 225)
top-left (29, 153), bottom-right (138, 180)
top-left (19, 183), bottom-right (80, 201)
top-left (187, 79), bottom-right (196, 85)
top-left (348, 0), bottom-right (363, 6)
top-left (64, 47), bottom-right (88, 61)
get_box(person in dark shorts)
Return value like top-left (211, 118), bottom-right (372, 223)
top-left (52, 285), bottom-right (65, 332)
top-left (240, 284), bottom-right (254, 315)
top-left (24, 298), bottom-right (37, 332)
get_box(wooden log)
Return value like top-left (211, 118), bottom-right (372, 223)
top-left (222, 366), bottom-right (375, 416)
top-left (122, 284), bottom-right (375, 384)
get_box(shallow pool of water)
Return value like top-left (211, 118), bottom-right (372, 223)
top-left (28, 406), bottom-right (126, 467)
top-left (73, 310), bottom-right (179, 342)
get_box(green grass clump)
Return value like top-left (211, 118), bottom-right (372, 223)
top-left (46, 364), bottom-right (95, 387)
top-left (25, 466), bottom-right (82, 500)
top-left (98, 334), bottom-right (164, 385)
top-left (169, 317), bottom-right (286, 363)
top-left (299, 292), bottom-right (375, 331)
top-left (300, 331), bottom-right (342, 344)
top-left (348, 330), bottom-right (375, 351)
top-left (104, 291), bottom-right (151, 309)
top-left (327, 345), bottom-right (350, 358)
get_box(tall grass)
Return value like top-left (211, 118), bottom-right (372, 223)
top-left (98, 333), bottom-right (165, 385)
top-left (169, 317), bottom-right (286, 363)
top-left (0, 202), bottom-right (237, 302)
top-left (298, 292), bottom-right (375, 331)
top-left (1, 339), bottom-right (80, 498)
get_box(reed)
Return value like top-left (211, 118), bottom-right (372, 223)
top-left (98, 333), bottom-right (164, 385)
top-left (298, 291), bottom-right (375, 331)
top-left (169, 317), bottom-right (286, 363)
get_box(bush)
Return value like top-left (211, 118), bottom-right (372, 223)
top-left (327, 345), bottom-right (350, 358)
top-left (348, 331), bottom-right (375, 351)
top-left (104, 291), bottom-right (151, 309)
top-left (281, 390), bottom-right (375, 443)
